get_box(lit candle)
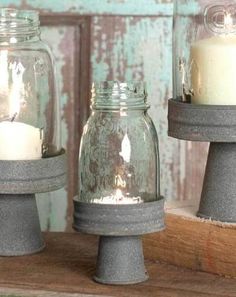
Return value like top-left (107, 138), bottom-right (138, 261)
top-left (191, 35), bottom-right (236, 104)
top-left (0, 121), bottom-right (43, 160)
top-left (93, 189), bottom-right (143, 205)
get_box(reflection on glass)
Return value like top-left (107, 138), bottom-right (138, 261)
top-left (173, 1), bottom-right (236, 105)
top-left (0, 8), bottom-right (61, 160)
top-left (78, 81), bottom-right (161, 205)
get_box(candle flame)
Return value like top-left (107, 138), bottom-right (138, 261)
top-left (115, 174), bottom-right (126, 188)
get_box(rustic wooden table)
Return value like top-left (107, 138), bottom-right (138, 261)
top-left (0, 232), bottom-right (235, 297)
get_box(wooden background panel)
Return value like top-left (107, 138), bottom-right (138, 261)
top-left (36, 17), bottom-right (90, 231)
top-left (36, 25), bottom-right (76, 231)
top-left (90, 15), bottom-right (208, 203)
top-left (34, 25), bottom-right (75, 231)
top-left (0, 0), bottom-right (174, 16)
top-left (0, 1), bottom-right (208, 231)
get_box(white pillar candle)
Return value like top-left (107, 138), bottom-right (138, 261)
top-left (191, 35), bottom-right (236, 105)
top-left (0, 121), bottom-right (43, 160)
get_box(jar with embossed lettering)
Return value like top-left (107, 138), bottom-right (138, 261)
top-left (0, 8), bottom-right (61, 160)
top-left (77, 81), bottom-right (161, 205)
top-left (173, 0), bottom-right (236, 105)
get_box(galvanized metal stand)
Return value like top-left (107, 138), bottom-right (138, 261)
top-left (168, 99), bottom-right (236, 222)
top-left (0, 194), bottom-right (44, 256)
top-left (198, 143), bottom-right (236, 222)
top-left (73, 199), bottom-right (165, 285)
top-left (0, 151), bottom-right (66, 256)
top-left (94, 235), bottom-right (147, 285)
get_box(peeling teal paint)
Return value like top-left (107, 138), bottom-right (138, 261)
top-left (175, 1), bottom-right (201, 15)
top-left (0, 0), bottom-right (201, 16)
top-left (1, 0), bottom-right (174, 16)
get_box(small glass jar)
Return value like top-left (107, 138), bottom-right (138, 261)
top-left (173, 0), bottom-right (236, 105)
top-left (78, 81), bottom-right (160, 204)
top-left (0, 8), bottom-right (61, 160)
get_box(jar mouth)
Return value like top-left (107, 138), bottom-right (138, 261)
top-left (0, 8), bottom-right (40, 36)
top-left (91, 81), bottom-right (149, 110)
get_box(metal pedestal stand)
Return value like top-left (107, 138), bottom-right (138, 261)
top-left (73, 198), bottom-right (165, 285)
top-left (168, 99), bottom-right (236, 222)
top-left (0, 151), bottom-right (66, 256)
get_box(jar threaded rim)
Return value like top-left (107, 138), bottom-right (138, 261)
top-left (0, 8), bottom-right (40, 37)
top-left (91, 81), bottom-right (149, 110)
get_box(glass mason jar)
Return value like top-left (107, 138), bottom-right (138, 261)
top-left (173, 0), bottom-right (236, 105)
top-left (78, 81), bottom-right (160, 204)
top-left (0, 8), bottom-right (61, 160)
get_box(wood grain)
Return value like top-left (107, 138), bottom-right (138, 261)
top-left (0, 232), bottom-right (235, 297)
top-left (144, 201), bottom-right (236, 278)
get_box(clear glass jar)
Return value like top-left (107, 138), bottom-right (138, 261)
top-left (0, 8), bottom-right (61, 160)
top-left (173, 0), bottom-right (236, 105)
top-left (78, 81), bottom-right (160, 204)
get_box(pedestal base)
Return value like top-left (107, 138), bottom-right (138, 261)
top-left (198, 143), bottom-right (236, 222)
top-left (94, 236), bottom-right (148, 285)
top-left (73, 200), bottom-right (164, 285)
top-left (0, 194), bottom-right (44, 256)
top-left (168, 99), bottom-right (236, 223)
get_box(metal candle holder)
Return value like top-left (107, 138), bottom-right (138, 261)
top-left (0, 150), bottom-right (66, 256)
top-left (168, 99), bottom-right (236, 222)
top-left (73, 198), bottom-right (165, 285)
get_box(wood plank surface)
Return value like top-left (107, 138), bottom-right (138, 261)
top-left (144, 201), bottom-right (236, 279)
top-left (0, 232), bottom-right (235, 297)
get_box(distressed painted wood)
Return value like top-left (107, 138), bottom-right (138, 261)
top-left (0, 1), bottom-right (208, 231)
top-left (36, 15), bottom-right (90, 231)
top-left (0, 232), bottom-right (235, 297)
top-left (1, 0), bottom-right (174, 16)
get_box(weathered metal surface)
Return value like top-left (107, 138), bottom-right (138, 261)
top-left (73, 199), bottom-right (164, 285)
top-left (168, 99), bottom-right (236, 142)
top-left (0, 1), bottom-right (208, 231)
top-left (94, 236), bottom-right (148, 285)
top-left (0, 154), bottom-right (66, 255)
top-left (73, 199), bottom-right (165, 236)
top-left (0, 152), bottom-right (66, 194)
top-left (168, 99), bottom-right (236, 222)
top-left (0, 194), bottom-right (44, 256)
top-left (199, 143), bottom-right (236, 222)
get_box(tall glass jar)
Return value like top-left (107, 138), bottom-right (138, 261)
top-left (0, 8), bottom-right (61, 160)
top-left (78, 81), bottom-right (160, 204)
top-left (173, 0), bottom-right (236, 105)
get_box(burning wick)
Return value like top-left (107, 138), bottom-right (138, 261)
top-left (93, 189), bottom-right (143, 205)
top-left (10, 112), bottom-right (17, 122)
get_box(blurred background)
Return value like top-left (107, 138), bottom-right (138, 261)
top-left (2, 0), bottom-right (208, 231)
